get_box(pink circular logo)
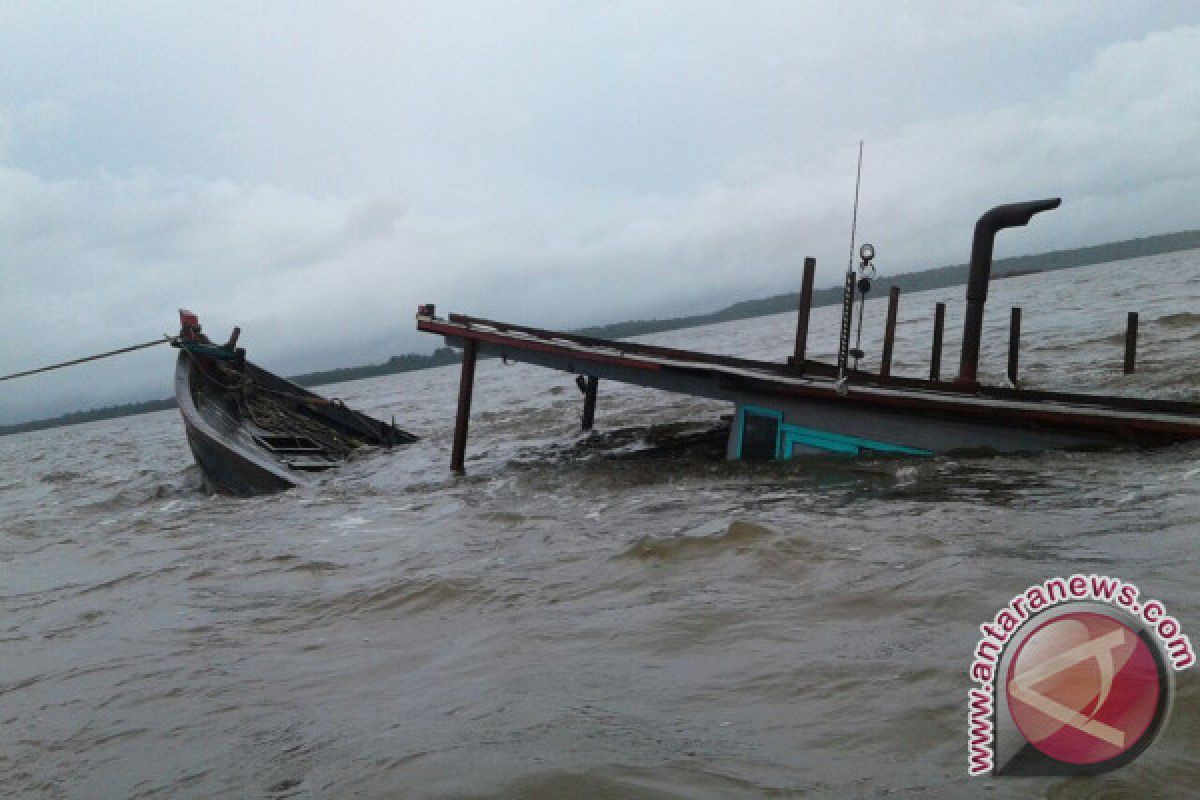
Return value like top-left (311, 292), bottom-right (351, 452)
top-left (1006, 611), bottom-right (1162, 766)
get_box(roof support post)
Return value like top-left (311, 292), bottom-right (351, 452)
top-left (581, 376), bottom-right (598, 430)
top-left (450, 338), bottom-right (478, 473)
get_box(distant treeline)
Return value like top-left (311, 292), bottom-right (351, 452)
top-left (573, 229), bottom-right (1200, 340)
top-left (4, 229), bottom-right (1199, 436)
top-left (0, 397), bottom-right (180, 436)
top-left (288, 347), bottom-right (462, 388)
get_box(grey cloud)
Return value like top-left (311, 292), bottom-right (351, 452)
top-left (2, 6), bottom-right (1200, 424)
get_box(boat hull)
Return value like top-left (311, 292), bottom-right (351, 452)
top-left (175, 353), bottom-right (304, 493)
top-left (174, 352), bottom-right (414, 494)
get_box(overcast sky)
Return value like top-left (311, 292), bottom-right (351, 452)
top-left (3, 1), bottom-right (1200, 424)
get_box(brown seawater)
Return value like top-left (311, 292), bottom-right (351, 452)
top-left (2, 253), bottom-right (1199, 798)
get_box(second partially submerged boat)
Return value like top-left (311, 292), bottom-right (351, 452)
top-left (418, 198), bottom-right (1200, 469)
top-left (173, 311), bottom-right (416, 494)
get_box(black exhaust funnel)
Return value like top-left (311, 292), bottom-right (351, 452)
top-left (957, 197), bottom-right (1061, 385)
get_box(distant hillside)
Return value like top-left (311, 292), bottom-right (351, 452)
top-left (4, 228), bottom-right (1199, 436)
top-left (573, 229), bottom-right (1200, 340)
top-left (288, 347), bottom-right (462, 388)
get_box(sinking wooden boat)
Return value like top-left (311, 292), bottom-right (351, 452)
top-left (173, 311), bottom-right (416, 494)
top-left (418, 309), bottom-right (1200, 463)
top-left (417, 198), bottom-right (1200, 469)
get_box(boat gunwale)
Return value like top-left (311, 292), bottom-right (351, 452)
top-left (436, 312), bottom-right (1200, 417)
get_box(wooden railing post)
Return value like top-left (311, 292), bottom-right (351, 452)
top-left (880, 285), bottom-right (901, 378)
top-left (1008, 307), bottom-right (1022, 385)
top-left (930, 302), bottom-right (945, 382)
top-left (793, 257), bottom-right (816, 368)
top-left (1124, 312), bottom-right (1139, 374)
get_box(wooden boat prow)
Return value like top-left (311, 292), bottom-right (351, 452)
top-left (173, 311), bottom-right (416, 494)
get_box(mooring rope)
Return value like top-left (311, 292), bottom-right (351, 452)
top-left (0, 337), bottom-right (171, 382)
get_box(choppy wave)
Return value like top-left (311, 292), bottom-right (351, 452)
top-left (621, 519), bottom-right (777, 560)
top-left (1154, 311), bottom-right (1200, 328)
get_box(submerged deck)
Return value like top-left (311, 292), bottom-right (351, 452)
top-left (417, 310), bottom-right (1200, 470)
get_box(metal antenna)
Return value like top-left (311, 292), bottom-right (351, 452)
top-left (847, 140), bottom-right (864, 274)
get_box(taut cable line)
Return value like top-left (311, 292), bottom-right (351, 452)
top-left (0, 337), bottom-right (171, 382)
